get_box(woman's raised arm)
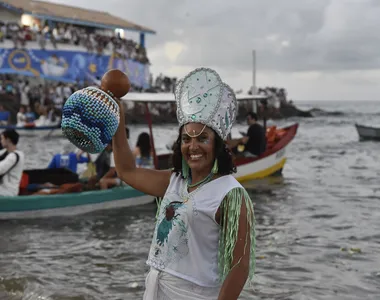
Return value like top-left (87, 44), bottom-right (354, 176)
top-left (112, 101), bottom-right (171, 197)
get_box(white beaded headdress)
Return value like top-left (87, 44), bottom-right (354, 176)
top-left (175, 68), bottom-right (237, 140)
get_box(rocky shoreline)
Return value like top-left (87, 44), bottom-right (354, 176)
top-left (259, 103), bottom-right (313, 120)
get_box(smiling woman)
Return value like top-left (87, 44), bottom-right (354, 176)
top-left (112, 67), bottom-right (256, 300)
top-left (171, 123), bottom-right (236, 185)
top-left (181, 123), bottom-right (215, 181)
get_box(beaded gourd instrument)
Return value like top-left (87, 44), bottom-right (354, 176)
top-left (61, 69), bottom-right (130, 153)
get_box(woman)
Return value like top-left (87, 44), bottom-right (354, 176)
top-left (133, 132), bottom-right (154, 169)
top-left (112, 68), bottom-right (255, 299)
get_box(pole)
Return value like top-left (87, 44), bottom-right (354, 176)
top-left (144, 103), bottom-right (158, 169)
top-left (251, 50), bottom-right (257, 113)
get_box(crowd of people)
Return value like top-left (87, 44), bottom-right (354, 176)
top-left (0, 73), bottom-right (295, 127)
top-left (256, 86), bottom-right (293, 108)
top-left (0, 21), bottom-right (149, 64)
top-left (0, 74), bottom-right (78, 126)
top-left (148, 73), bottom-right (178, 93)
top-left (0, 73), bottom-right (182, 126)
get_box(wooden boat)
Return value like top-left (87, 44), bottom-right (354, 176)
top-left (234, 123), bottom-right (297, 181)
top-left (355, 123), bottom-right (380, 141)
top-left (0, 168), bottom-right (154, 220)
top-left (0, 186), bottom-right (153, 220)
top-left (123, 92), bottom-right (299, 182)
top-left (0, 124), bottom-right (62, 137)
top-left (155, 123), bottom-right (298, 182)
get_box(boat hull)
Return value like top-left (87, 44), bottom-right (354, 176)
top-left (0, 125), bottom-right (63, 137)
top-left (0, 186), bottom-right (154, 220)
top-left (156, 123), bottom-right (298, 183)
top-left (235, 153), bottom-right (287, 182)
top-left (234, 123), bottom-right (297, 182)
top-left (355, 123), bottom-right (380, 141)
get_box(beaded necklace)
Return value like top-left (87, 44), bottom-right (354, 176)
top-left (181, 172), bottom-right (214, 204)
top-left (187, 172), bottom-right (214, 188)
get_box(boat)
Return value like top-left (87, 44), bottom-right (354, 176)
top-left (156, 123), bottom-right (298, 182)
top-left (355, 123), bottom-right (380, 141)
top-left (0, 186), bottom-right (153, 220)
top-left (0, 168), bottom-right (154, 220)
top-left (122, 92), bottom-right (299, 182)
top-left (0, 124), bottom-right (63, 138)
top-left (234, 123), bottom-right (297, 181)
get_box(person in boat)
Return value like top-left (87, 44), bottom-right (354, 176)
top-left (98, 127), bottom-right (130, 190)
top-left (86, 143), bottom-right (113, 189)
top-left (0, 105), bottom-right (10, 126)
top-left (16, 105), bottom-right (27, 127)
top-left (25, 106), bottom-right (37, 123)
top-left (112, 68), bottom-right (255, 299)
top-left (0, 129), bottom-right (25, 196)
top-left (85, 127), bottom-right (128, 189)
top-left (133, 132), bottom-right (154, 169)
top-left (227, 112), bottom-right (266, 157)
top-left (34, 105), bottom-right (49, 126)
top-left (47, 144), bottom-right (90, 173)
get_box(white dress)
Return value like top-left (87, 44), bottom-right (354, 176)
top-left (143, 173), bottom-right (243, 299)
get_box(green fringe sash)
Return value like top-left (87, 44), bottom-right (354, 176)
top-left (218, 187), bottom-right (256, 283)
top-left (155, 197), bottom-right (162, 220)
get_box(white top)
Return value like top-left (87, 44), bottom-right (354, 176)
top-left (0, 149), bottom-right (25, 196)
top-left (20, 85), bottom-right (30, 106)
top-left (16, 112), bottom-right (27, 126)
top-left (146, 173), bottom-right (242, 287)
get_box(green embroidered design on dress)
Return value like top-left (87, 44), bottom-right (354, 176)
top-left (218, 187), bottom-right (256, 283)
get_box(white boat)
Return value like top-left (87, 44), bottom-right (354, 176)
top-left (355, 123), bottom-right (380, 141)
top-left (0, 124), bottom-right (63, 137)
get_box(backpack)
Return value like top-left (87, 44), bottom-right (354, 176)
top-left (0, 151), bottom-right (20, 184)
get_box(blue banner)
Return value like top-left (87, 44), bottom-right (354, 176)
top-left (0, 48), bottom-right (150, 88)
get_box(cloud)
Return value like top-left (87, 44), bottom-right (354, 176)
top-left (163, 42), bottom-right (186, 63)
top-left (45, 0), bottom-right (380, 100)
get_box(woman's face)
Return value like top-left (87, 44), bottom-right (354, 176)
top-left (181, 123), bottom-right (216, 174)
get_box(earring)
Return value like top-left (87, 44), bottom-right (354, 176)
top-left (182, 157), bottom-right (189, 179)
top-left (212, 159), bottom-right (218, 174)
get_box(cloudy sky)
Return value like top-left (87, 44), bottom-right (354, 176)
top-left (48, 0), bottom-right (380, 101)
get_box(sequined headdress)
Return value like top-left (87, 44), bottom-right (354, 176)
top-left (175, 68), bottom-right (237, 140)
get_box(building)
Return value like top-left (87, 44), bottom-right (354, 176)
top-left (0, 0), bottom-right (156, 88)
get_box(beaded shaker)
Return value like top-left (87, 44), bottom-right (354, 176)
top-left (61, 69), bottom-right (131, 153)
